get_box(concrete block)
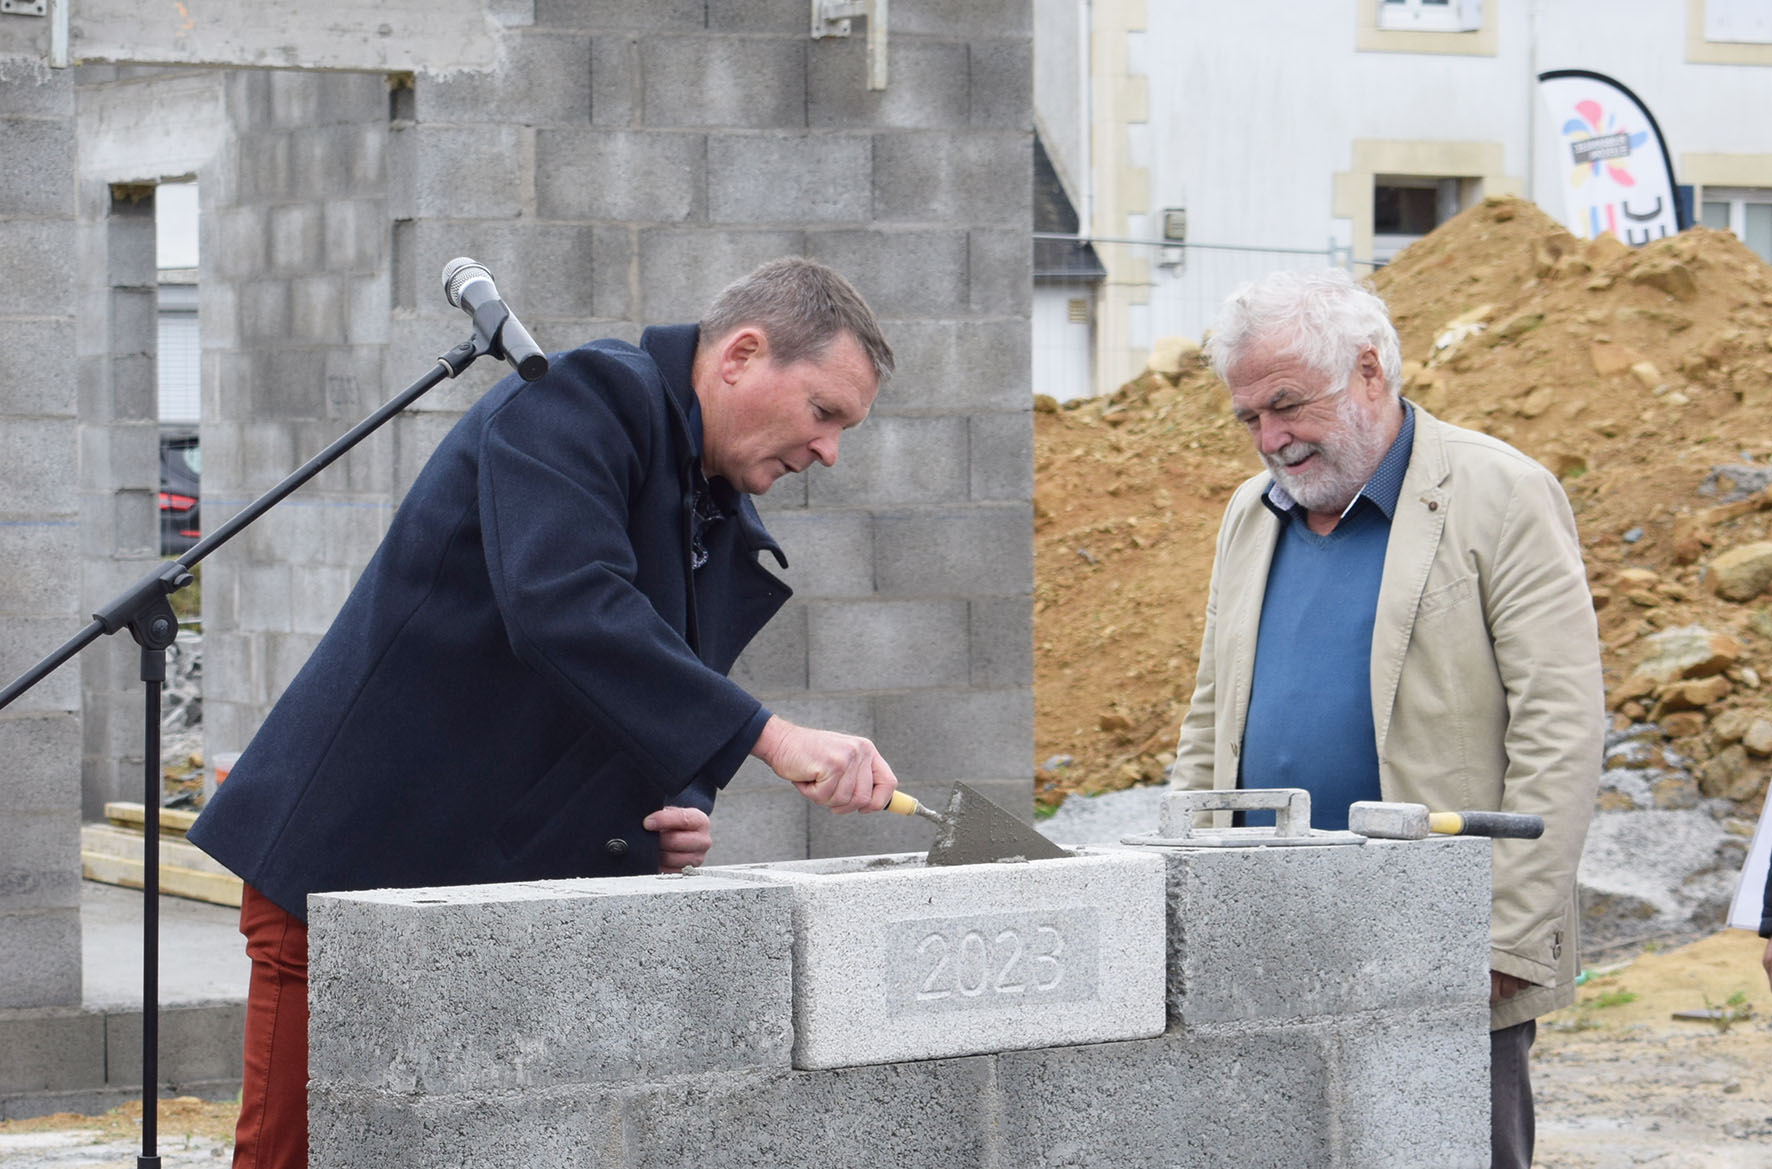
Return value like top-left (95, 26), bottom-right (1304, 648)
top-left (0, 220), bottom-right (75, 317)
top-left (321, 199), bottom-right (383, 273)
top-left (0, 714), bottom-right (78, 812)
top-left (399, 218), bottom-right (604, 323)
top-left (1322, 1007), bottom-right (1491, 1167)
top-left (715, 848), bottom-right (1166, 1068)
top-left (0, 117), bottom-right (74, 217)
top-left (872, 687), bottom-right (1032, 783)
top-left (892, 0), bottom-right (1031, 37)
top-left (970, 410), bottom-right (1035, 502)
top-left (534, 129), bottom-right (704, 223)
top-left (0, 622), bottom-right (82, 715)
top-left (808, 39), bottom-right (970, 130)
top-left (969, 226), bottom-right (1033, 314)
top-left (708, 133), bottom-right (872, 224)
top-left (702, 781), bottom-right (809, 866)
top-left (0, 418), bottom-right (77, 515)
top-left (760, 510), bottom-right (875, 598)
top-left (534, 0), bottom-right (706, 30)
top-left (874, 133), bottom-right (1032, 226)
top-left (307, 874), bottom-right (795, 1093)
top-left (0, 810), bottom-right (79, 914)
top-left (268, 204), bottom-right (324, 276)
top-left (873, 317), bottom-right (1030, 413)
top-left (267, 69), bottom-right (321, 129)
top-left (104, 1004), bottom-right (247, 1091)
top-left (287, 275), bottom-right (347, 344)
top-left (805, 414), bottom-right (970, 508)
top-left (873, 505), bottom-right (1031, 596)
top-left (210, 206), bottom-right (270, 282)
top-left (0, 526), bottom-right (78, 617)
top-left (995, 1027), bottom-right (1333, 1168)
top-left (729, 602), bottom-right (808, 694)
top-left (805, 229), bottom-right (968, 319)
top-left (235, 132), bottom-right (293, 203)
top-left (636, 228), bottom-right (805, 323)
top-left (1161, 837), bottom-right (1491, 1027)
top-left (388, 123), bottom-right (523, 220)
top-left (0, 1007), bottom-right (105, 1094)
top-left (621, 1056), bottom-right (995, 1167)
top-left (639, 38), bottom-right (807, 129)
top-left (0, 909), bottom-right (81, 1009)
top-left (589, 37), bottom-right (638, 127)
top-left (416, 34), bottom-right (592, 125)
top-left (807, 599), bottom-right (970, 692)
top-left (969, 596), bottom-right (1033, 689)
top-left (312, 70), bottom-right (390, 127)
top-left (0, 66), bottom-right (74, 117)
top-left (310, 1082), bottom-right (625, 1169)
top-left (970, 38), bottom-right (1033, 129)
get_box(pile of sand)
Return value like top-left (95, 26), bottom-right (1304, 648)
top-left (1034, 195), bottom-right (1772, 828)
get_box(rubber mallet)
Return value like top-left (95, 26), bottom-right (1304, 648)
top-left (1347, 801), bottom-right (1544, 840)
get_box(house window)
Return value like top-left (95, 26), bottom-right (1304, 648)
top-left (1706, 0), bottom-right (1772, 44)
top-left (1373, 175), bottom-right (1477, 263)
top-left (1700, 187), bottom-right (1772, 264)
top-left (1378, 0), bottom-right (1482, 33)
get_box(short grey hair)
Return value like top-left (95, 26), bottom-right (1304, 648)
top-left (1203, 268), bottom-right (1401, 397)
top-left (699, 257), bottom-right (895, 386)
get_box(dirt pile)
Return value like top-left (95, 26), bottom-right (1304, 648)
top-left (1033, 195), bottom-right (1772, 827)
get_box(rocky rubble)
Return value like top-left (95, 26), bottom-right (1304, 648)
top-left (1034, 195), bottom-right (1772, 946)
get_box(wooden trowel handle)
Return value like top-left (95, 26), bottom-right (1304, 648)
top-left (886, 790), bottom-right (947, 824)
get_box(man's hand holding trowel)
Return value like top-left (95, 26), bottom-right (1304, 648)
top-left (752, 714), bottom-right (901, 814)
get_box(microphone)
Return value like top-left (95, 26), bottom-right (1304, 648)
top-left (441, 258), bottom-right (550, 382)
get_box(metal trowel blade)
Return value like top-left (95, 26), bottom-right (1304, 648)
top-left (924, 782), bottom-right (1072, 866)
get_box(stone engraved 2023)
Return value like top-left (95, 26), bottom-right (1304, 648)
top-left (882, 908), bottom-right (1100, 1012)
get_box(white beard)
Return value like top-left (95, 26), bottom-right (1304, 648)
top-left (1262, 392), bottom-right (1394, 514)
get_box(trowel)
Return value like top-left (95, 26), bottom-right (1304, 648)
top-left (886, 783), bottom-right (1072, 866)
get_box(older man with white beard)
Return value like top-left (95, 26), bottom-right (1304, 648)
top-left (1170, 268), bottom-right (1602, 1169)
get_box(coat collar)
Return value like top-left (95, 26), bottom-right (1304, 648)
top-left (637, 323), bottom-right (787, 569)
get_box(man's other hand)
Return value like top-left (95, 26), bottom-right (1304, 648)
top-left (751, 715), bottom-right (897, 814)
top-left (644, 806), bottom-right (712, 873)
top-left (1490, 970), bottom-right (1532, 1006)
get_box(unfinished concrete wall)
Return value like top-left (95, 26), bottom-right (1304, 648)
top-left (197, 68), bottom-right (399, 764)
top-left (307, 836), bottom-right (1492, 1168)
top-left (0, 56), bottom-right (83, 1009)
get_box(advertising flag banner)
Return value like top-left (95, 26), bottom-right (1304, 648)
top-left (1537, 69), bottom-right (1684, 245)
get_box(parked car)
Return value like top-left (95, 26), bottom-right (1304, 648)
top-left (159, 429), bottom-right (201, 556)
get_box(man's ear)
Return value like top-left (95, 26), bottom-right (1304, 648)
top-left (1357, 346), bottom-right (1386, 399)
top-left (717, 327), bottom-right (767, 384)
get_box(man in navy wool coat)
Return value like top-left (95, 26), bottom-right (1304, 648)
top-left (187, 257), bottom-right (901, 1169)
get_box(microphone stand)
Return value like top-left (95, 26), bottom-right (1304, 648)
top-left (0, 299), bottom-right (541, 1167)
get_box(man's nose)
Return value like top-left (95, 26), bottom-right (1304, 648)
top-left (1256, 415), bottom-right (1288, 455)
top-left (810, 432), bottom-right (839, 467)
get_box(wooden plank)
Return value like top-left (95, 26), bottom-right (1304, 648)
top-left (103, 800), bottom-right (199, 836)
top-left (81, 824), bottom-right (234, 876)
top-left (81, 851), bottom-right (243, 909)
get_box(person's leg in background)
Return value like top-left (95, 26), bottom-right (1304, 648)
top-left (233, 884), bottom-right (309, 1169)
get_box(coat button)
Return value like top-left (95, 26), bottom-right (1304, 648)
top-left (605, 838), bottom-right (629, 856)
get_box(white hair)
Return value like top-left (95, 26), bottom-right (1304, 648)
top-left (1203, 268), bottom-right (1402, 397)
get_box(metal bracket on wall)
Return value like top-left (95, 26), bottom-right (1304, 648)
top-left (811, 0), bottom-right (889, 91)
top-left (0, 0), bottom-right (48, 15)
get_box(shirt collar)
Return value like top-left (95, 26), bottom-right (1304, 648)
top-left (1262, 399), bottom-right (1414, 522)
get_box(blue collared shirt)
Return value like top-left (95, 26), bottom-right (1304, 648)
top-left (1239, 401), bottom-right (1414, 831)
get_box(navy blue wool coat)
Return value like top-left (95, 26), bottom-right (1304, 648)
top-left (187, 325), bottom-right (790, 920)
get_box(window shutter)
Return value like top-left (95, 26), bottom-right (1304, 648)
top-left (1454, 0), bottom-right (1483, 32)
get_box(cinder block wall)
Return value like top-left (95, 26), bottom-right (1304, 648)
top-left (198, 68), bottom-right (400, 766)
top-left (0, 60), bottom-right (85, 1009)
top-left (307, 838), bottom-right (1493, 1168)
top-left (74, 183), bottom-right (161, 821)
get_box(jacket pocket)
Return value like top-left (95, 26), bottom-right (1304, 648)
top-left (494, 734), bottom-right (631, 860)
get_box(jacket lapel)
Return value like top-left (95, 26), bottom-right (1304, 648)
top-left (1370, 408), bottom-right (1451, 765)
top-left (1221, 488), bottom-right (1281, 762)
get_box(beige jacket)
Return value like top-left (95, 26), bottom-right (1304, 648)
top-left (1172, 407), bottom-right (1602, 1030)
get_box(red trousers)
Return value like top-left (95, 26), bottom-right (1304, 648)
top-left (234, 883), bottom-right (309, 1169)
